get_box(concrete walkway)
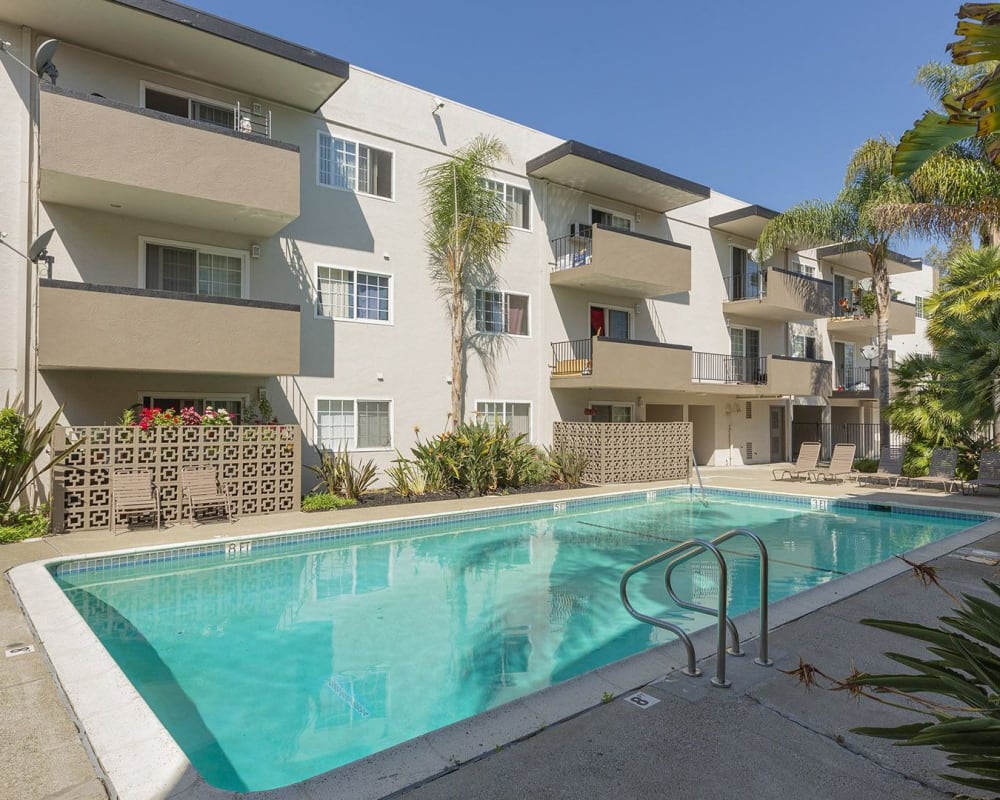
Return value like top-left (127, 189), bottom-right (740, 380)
top-left (2, 468), bottom-right (998, 799)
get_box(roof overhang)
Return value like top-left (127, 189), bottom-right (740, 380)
top-left (816, 242), bottom-right (921, 277)
top-left (526, 140), bottom-right (710, 213)
top-left (708, 205), bottom-right (778, 240)
top-left (3, 0), bottom-right (350, 112)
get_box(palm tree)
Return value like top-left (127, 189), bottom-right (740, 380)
top-left (757, 138), bottom-right (910, 444)
top-left (893, 4), bottom-right (1000, 179)
top-left (421, 135), bottom-right (512, 429)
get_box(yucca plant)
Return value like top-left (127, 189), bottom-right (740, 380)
top-left (0, 394), bottom-right (79, 524)
top-left (306, 448), bottom-right (378, 501)
top-left (546, 444), bottom-right (589, 485)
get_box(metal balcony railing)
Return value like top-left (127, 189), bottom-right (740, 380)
top-left (724, 272), bottom-right (764, 301)
top-left (551, 338), bottom-right (593, 375)
top-left (834, 366), bottom-right (872, 392)
top-left (693, 353), bottom-right (767, 384)
top-left (233, 101), bottom-right (271, 138)
top-left (551, 232), bottom-right (594, 272)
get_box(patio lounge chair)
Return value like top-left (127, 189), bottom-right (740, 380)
top-left (181, 466), bottom-right (236, 522)
top-left (858, 445), bottom-right (907, 489)
top-left (909, 448), bottom-right (958, 493)
top-left (809, 443), bottom-right (858, 483)
top-left (772, 442), bottom-right (821, 481)
top-left (963, 450), bottom-right (1000, 496)
top-left (111, 469), bottom-right (160, 533)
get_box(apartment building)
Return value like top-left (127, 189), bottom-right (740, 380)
top-left (0, 0), bottom-right (933, 478)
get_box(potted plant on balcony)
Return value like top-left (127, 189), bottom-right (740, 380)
top-left (859, 290), bottom-right (877, 318)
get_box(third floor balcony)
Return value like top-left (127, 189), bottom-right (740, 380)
top-left (549, 225), bottom-right (691, 298)
top-left (723, 268), bottom-right (833, 322)
top-left (38, 86), bottom-right (300, 236)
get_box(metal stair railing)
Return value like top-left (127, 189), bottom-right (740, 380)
top-left (619, 528), bottom-right (771, 689)
top-left (690, 450), bottom-right (707, 506)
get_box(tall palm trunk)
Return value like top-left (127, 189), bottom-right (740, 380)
top-left (871, 249), bottom-right (892, 445)
top-left (450, 272), bottom-right (463, 429)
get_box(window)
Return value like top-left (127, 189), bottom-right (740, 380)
top-left (316, 266), bottom-right (391, 322)
top-left (475, 290), bottom-right (529, 335)
top-left (486, 180), bottom-right (531, 229)
top-left (143, 86), bottom-right (234, 130)
top-left (317, 399), bottom-right (392, 450)
top-left (791, 260), bottom-right (817, 278)
top-left (476, 401), bottom-right (530, 437)
top-left (318, 133), bottom-right (393, 198)
top-left (834, 274), bottom-right (857, 315)
top-left (915, 295), bottom-right (927, 319)
top-left (140, 395), bottom-right (244, 422)
top-left (730, 247), bottom-right (761, 300)
top-left (791, 334), bottom-right (818, 360)
top-left (590, 403), bottom-right (632, 423)
top-left (591, 207), bottom-right (633, 231)
top-left (143, 241), bottom-right (245, 298)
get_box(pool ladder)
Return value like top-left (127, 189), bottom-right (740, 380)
top-left (619, 528), bottom-right (771, 688)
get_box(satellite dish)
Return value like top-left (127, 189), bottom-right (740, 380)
top-left (28, 228), bottom-right (54, 262)
top-left (860, 345), bottom-right (877, 361)
top-left (33, 39), bottom-right (58, 83)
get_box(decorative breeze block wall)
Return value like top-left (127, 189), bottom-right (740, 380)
top-left (552, 422), bottom-right (692, 484)
top-left (50, 425), bottom-right (301, 532)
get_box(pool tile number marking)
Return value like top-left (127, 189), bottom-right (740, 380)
top-left (810, 498), bottom-right (829, 511)
top-left (646, 490), bottom-right (657, 502)
top-left (5, 643), bottom-right (35, 658)
top-left (225, 541), bottom-right (253, 560)
top-left (626, 692), bottom-right (660, 709)
top-left (552, 501), bottom-right (567, 514)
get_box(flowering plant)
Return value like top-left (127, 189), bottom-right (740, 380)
top-left (200, 407), bottom-right (233, 426)
top-left (135, 407), bottom-right (181, 430)
top-left (120, 405), bottom-right (234, 428)
top-left (180, 407), bottom-right (202, 426)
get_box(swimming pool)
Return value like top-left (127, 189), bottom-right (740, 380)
top-left (44, 488), bottom-right (988, 793)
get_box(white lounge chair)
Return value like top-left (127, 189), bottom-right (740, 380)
top-left (858, 445), bottom-right (907, 488)
top-left (809, 443), bottom-right (858, 483)
top-left (909, 448), bottom-right (958, 493)
top-left (772, 442), bottom-right (821, 481)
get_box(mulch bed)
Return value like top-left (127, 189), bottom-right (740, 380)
top-left (346, 482), bottom-right (580, 509)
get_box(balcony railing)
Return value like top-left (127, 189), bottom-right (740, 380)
top-left (551, 338), bottom-right (593, 374)
top-left (834, 366), bottom-right (872, 392)
top-left (724, 272), bottom-right (763, 301)
top-left (551, 232), bottom-right (594, 272)
top-left (234, 101), bottom-right (272, 138)
top-left (692, 352), bottom-right (767, 384)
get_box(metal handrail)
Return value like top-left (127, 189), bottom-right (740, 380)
top-left (620, 527), bottom-right (772, 689)
top-left (664, 528), bottom-right (772, 668)
top-left (620, 538), bottom-right (730, 686)
top-left (690, 450), bottom-right (707, 506)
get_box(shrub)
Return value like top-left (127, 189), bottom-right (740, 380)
top-left (301, 493), bottom-right (357, 512)
top-left (0, 508), bottom-right (49, 543)
top-left (546, 445), bottom-right (588, 485)
top-left (385, 454), bottom-right (428, 498)
top-left (852, 457), bottom-right (878, 473)
top-left (410, 421), bottom-right (549, 496)
top-left (307, 448), bottom-right (378, 501)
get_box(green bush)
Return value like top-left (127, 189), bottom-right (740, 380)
top-left (410, 421), bottom-right (548, 496)
top-left (0, 509), bottom-right (49, 543)
top-left (301, 493), bottom-right (357, 512)
top-left (852, 458), bottom-right (878, 473)
top-left (902, 440), bottom-right (933, 478)
top-left (546, 445), bottom-right (589, 484)
top-left (306, 448), bottom-right (378, 501)
top-left (385, 454), bottom-right (429, 497)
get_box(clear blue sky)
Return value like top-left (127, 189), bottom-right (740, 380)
top-left (195, 0), bottom-right (955, 255)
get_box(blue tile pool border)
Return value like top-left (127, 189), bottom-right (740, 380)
top-left (50, 484), bottom-right (993, 579)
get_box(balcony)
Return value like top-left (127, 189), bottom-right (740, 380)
top-left (827, 299), bottom-right (917, 341)
top-left (550, 338), bottom-right (830, 396)
top-left (38, 86), bottom-right (300, 236)
top-left (38, 280), bottom-right (300, 376)
top-left (832, 366), bottom-right (875, 398)
top-left (549, 225), bottom-right (691, 298)
top-left (723, 268), bottom-right (833, 322)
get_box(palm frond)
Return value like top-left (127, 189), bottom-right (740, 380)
top-left (755, 200), bottom-right (841, 261)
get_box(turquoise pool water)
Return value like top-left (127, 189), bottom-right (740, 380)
top-left (53, 491), bottom-right (983, 791)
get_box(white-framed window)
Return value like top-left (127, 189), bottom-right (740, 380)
top-left (589, 402), bottom-right (633, 423)
top-left (318, 132), bottom-right (393, 199)
top-left (316, 399), bottom-right (392, 450)
top-left (474, 290), bottom-right (529, 336)
top-left (915, 295), bottom-right (927, 319)
top-left (485, 179), bottom-right (531, 230)
top-left (590, 205), bottom-right (634, 231)
top-left (791, 334), bottom-right (818, 360)
top-left (140, 82), bottom-right (235, 130)
top-left (790, 260), bottom-right (817, 278)
top-left (140, 237), bottom-right (247, 299)
top-left (139, 393), bottom-right (247, 422)
top-left (475, 401), bottom-right (531, 437)
top-left (316, 265), bottom-right (392, 322)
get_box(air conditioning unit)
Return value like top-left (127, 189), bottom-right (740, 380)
top-left (569, 223), bottom-right (593, 238)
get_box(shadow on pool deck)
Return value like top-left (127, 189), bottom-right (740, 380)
top-left (2, 467), bottom-right (998, 799)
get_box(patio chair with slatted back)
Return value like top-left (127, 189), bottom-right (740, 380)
top-left (181, 466), bottom-right (236, 522)
top-left (111, 469), bottom-right (160, 533)
top-left (909, 448), bottom-right (958, 493)
top-left (772, 442), bottom-right (821, 481)
top-left (858, 445), bottom-right (907, 489)
top-left (809, 443), bottom-right (858, 483)
top-left (964, 450), bottom-right (1000, 495)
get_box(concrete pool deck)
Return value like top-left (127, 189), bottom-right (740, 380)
top-left (2, 467), bottom-right (999, 799)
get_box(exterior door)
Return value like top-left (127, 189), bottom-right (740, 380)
top-left (770, 406), bottom-right (786, 462)
top-left (590, 306), bottom-right (630, 339)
